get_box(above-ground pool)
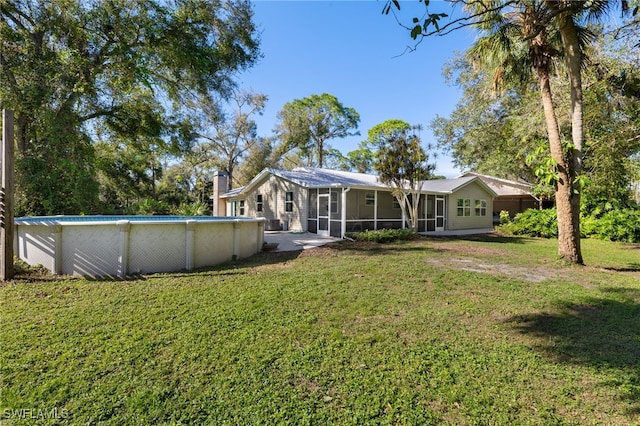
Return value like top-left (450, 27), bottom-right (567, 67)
top-left (14, 215), bottom-right (265, 277)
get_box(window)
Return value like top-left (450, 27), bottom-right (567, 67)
top-left (393, 198), bottom-right (401, 209)
top-left (239, 200), bottom-right (245, 216)
top-left (475, 199), bottom-right (487, 216)
top-left (256, 194), bottom-right (263, 212)
top-left (457, 198), bottom-right (471, 217)
top-left (365, 192), bottom-right (375, 206)
top-left (330, 192), bottom-right (338, 214)
top-left (285, 191), bottom-right (294, 212)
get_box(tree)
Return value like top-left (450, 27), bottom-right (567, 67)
top-left (431, 53), bottom-right (544, 182)
top-left (235, 136), bottom-right (277, 186)
top-left (374, 125), bottom-right (436, 232)
top-left (385, 0), bottom-right (635, 264)
top-left (432, 33), bottom-right (640, 213)
top-left (367, 119), bottom-right (412, 150)
top-left (340, 141), bottom-right (376, 173)
top-left (0, 0), bottom-right (260, 215)
top-left (197, 90), bottom-right (267, 191)
top-left (276, 93), bottom-right (360, 168)
top-left (341, 119), bottom-right (412, 173)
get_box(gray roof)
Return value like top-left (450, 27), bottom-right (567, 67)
top-left (221, 167), bottom-right (496, 198)
top-left (420, 176), bottom-right (478, 193)
top-left (274, 167), bottom-right (388, 189)
top-left (460, 172), bottom-right (534, 197)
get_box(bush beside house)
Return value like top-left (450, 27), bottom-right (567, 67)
top-left (500, 208), bottom-right (640, 243)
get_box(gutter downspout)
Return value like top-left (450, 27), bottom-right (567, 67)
top-left (341, 187), bottom-right (351, 238)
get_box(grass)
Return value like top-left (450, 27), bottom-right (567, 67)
top-left (1, 234), bottom-right (640, 425)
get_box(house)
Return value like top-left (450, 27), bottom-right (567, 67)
top-left (460, 172), bottom-right (543, 219)
top-left (212, 167), bottom-right (497, 238)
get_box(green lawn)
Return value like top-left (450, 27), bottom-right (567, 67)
top-left (2, 235), bottom-right (640, 425)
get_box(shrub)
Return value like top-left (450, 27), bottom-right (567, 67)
top-left (499, 210), bottom-right (511, 224)
top-left (136, 198), bottom-right (171, 215)
top-left (500, 207), bottom-right (640, 243)
top-left (499, 208), bottom-right (558, 238)
top-left (583, 209), bottom-right (640, 243)
top-left (174, 202), bottom-right (211, 216)
top-left (346, 228), bottom-right (416, 243)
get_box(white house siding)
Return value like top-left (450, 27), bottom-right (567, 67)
top-left (239, 175), bottom-right (308, 232)
top-left (446, 181), bottom-right (494, 230)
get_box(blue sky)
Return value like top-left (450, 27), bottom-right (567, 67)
top-left (238, 1), bottom-right (477, 177)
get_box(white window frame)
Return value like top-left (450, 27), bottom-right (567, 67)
top-left (365, 192), bottom-right (375, 206)
top-left (457, 198), bottom-right (471, 217)
top-left (330, 191), bottom-right (338, 214)
top-left (285, 191), bottom-right (294, 212)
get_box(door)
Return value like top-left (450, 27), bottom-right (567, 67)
top-left (317, 193), bottom-right (330, 237)
top-left (436, 196), bottom-right (445, 231)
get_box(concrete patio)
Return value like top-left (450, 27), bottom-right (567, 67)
top-left (262, 228), bottom-right (495, 252)
top-left (262, 231), bottom-right (341, 252)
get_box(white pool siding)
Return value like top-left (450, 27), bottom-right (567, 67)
top-left (14, 216), bottom-right (265, 277)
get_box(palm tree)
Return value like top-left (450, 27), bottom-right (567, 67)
top-left (386, 0), bottom-right (633, 264)
top-left (465, 1), bottom-right (586, 263)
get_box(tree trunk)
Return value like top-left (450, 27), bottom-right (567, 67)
top-left (537, 68), bottom-right (583, 264)
top-left (556, 11), bottom-right (584, 264)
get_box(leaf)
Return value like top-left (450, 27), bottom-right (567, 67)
top-left (392, 0), bottom-right (400, 11)
top-left (410, 25), bottom-right (422, 40)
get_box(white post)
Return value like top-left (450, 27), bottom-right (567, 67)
top-left (185, 220), bottom-right (196, 270)
top-left (117, 220), bottom-right (130, 277)
top-left (52, 226), bottom-right (63, 275)
top-left (232, 220), bottom-right (241, 260)
top-left (341, 188), bottom-right (350, 238)
top-left (256, 220), bottom-right (265, 252)
top-left (374, 190), bottom-right (378, 230)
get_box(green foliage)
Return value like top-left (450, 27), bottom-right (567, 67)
top-left (582, 209), bottom-right (640, 243)
top-left (196, 90), bottom-right (267, 189)
top-left (499, 210), bottom-right (511, 224)
top-left (500, 209), bottom-right (558, 238)
top-left (502, 207), bottom-right (640, 243)
top-left (276, 93), bottom-right (360, 168)
top-left (174, 202), bottom-right (211, 216)
top-left (346, 228), bottom-right (416, 243)
top-left (432, 28), bottom-right (640, 217)
top-left (374, 123), bottom-right (436, 232)
top-left (15, 132), bottom-right (99, 216)
top-left (366, 119), bottom-right (411, 150)
top-left (1, 0), bottom-right (260, 215)
top-left (135, 198), bottom-right (171, 215)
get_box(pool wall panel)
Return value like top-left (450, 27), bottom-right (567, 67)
top-left (61, 225), bottom-right (121, 276)
top-left (14, 217), bottom-right (265, 277)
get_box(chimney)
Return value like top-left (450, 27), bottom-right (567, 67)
top-left (211, 171), bottom-right (229, 216)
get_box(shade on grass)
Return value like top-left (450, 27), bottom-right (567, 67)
top-left (2, 236), bottom-right (640, 425)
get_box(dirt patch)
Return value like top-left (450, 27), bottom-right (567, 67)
top-left (434, 244), bottom-right (508, 257)
top-left (427, 257), bottom-right (561, 283)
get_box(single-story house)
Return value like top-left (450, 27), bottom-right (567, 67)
top-left (212, 167), bottom-right (496, 238)
top-left (460, 172), bottom-right (544, 219)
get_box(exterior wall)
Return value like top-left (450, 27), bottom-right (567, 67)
top-left (494, 197), bottom-right (539, 218)
top-left (446, 182), bottom-right (494, 230)
top-left (212, 171), bottom-right (229, 216)
top-left (237, 175), bottom-right (308, 232)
